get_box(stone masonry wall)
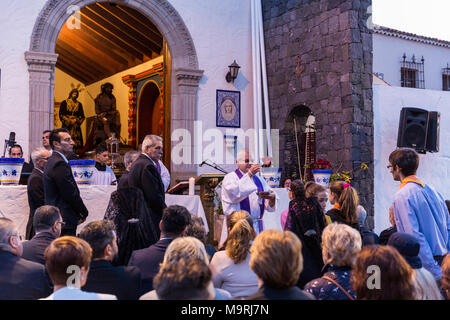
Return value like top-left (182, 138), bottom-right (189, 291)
top-left (262, 0), bottom-right (375, 228)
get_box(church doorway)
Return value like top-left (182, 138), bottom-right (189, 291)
top-left (137, 81), bottom-right (162, 144)
top-left (27, 0), bottom-right (203, 180)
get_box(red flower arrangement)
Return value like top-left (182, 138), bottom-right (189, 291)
top-left (312, 159), bottom-right (332, 170)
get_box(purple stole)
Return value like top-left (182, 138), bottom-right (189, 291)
top-left (234, 169), bottom-right (265, 232)
top-left (155, 161), bottom-right (161, 175)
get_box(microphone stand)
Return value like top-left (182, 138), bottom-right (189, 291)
top-left (201, 161), bottom-right (228, 174)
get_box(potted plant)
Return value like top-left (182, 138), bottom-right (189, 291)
top-left (260, 156), bottom-right (282, 187)
top-left (312, 159), bottom-right (332, 187)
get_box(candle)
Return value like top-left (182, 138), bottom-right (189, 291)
top-left (189, 177), bottom-right (195, 196)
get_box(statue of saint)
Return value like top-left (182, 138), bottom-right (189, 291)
top-left (59, 88), bottom-right (85, 153)
top-left (94, 82), bottom-right (121, 141)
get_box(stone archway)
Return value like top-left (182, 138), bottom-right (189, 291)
top-left (25, 0), bottom-right (203, 179)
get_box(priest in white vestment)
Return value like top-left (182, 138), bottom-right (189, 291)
top-left (220, 150), bottom-right (276, 246)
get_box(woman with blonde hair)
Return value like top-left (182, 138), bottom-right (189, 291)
top-left (305, 223), bottom-right (362, 300)
top-left (140, 237), bottom-right (231, 300)
top-left (210, 210), bottom-right (259, 298)
top-left (326, 181), bottom-right (360, 230)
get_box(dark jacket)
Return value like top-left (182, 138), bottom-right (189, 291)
top-left (244, 285), bottom-right (315, 300)
top-left (128, 238), bottom-right (172, 294)
top-left (304, 265), bottom-right (356, 300)
top-left (128, 154), bottom-right (166, 237)
top-left (21, 232), bottom-right (56, 265)
top-left (0, 250), bottom-right (52, 300)
top-left (379, 226), bottom-right (397, 245)
top-left (104, 187), bottom-right (159, 265)
top-left (43, 151), bottom-right (88, 230)
top-left (326, 208), bottom-right (379, 245)
top-left (117, 169), bottom-right (130, 190)
top-left (26, 168), bottom-right (45, 239)
top-left (285, 198), bottom-right (325, 288)
top-left (19, 161), bottom-right (34, 185)
top-left (82, 260), bottom-right (142, 300)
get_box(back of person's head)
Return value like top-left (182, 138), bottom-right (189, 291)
top-left (414, 267), bottom-right (443, 300)
top-left (153, 253), bottom-right (213, 300)
top-left (322, 223), bottom-right (362, 267)
top-left (184, 215), bottom-right (207, 245)
top-left (352, 245), bottom-right (416, 300)
top-left (226, 210), bottom-right (256, 264)
top-left (290, 179), bottom-right (306, 201)
top-left (44, 236), bottom-right (92, 286)
top-left (78, 220), bottom-right (116, 260)
top-left (162, 236), bottom-right (209, 266)
top-left (442, 254), bottom-right (450, 299)
top-left (123, 150), bottom-right (139, 168)
top-left (388, 148), bottom-right (419, 177)
top-left (337, 184), bottom-right (359, 226)
top-left (161, 205), bottom-right (191, 236)
top-left (33, 205), bottom-right (61, 232)
top-left (387, 232), bottom-right (422, 269)
top-left (0, 218), bottom-right (19, 252)
top-left (49, 128), bottom-right (69, 150)
top-left (95, 144), bottom-right (108, 155)
top-left (250, 230), bottom-right (303, 289)
top-left (304, 181), bottom-right (326, 198)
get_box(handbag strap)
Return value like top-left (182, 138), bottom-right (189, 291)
top-left (322, 275), bottom-right (355, 300)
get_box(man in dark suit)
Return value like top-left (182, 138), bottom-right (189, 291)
top-left (43, 128), bottom-right (88, 236)
top-left (128, 135), bottom-right (166, 237)
top-left (0, 218), bottom-right (52, 299)
top-left (117, 150), bottom-right (139, 189)
top-left (26, 147), bottom-right (52, 240)
top-left (22, 205), bottom-right (63, 265)
top-left (79, 220), bottom-right (142, 300)
top-left (128, 205), bottom-right (191, 294)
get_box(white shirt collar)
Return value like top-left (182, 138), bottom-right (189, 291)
top-left (35, 168), bottom-right (44, 174)
top-left (54, 150), bottom-right (68, 164)
top-left (142, 153), bottom-right (156, 165)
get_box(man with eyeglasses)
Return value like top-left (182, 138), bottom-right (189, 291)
top-left (26, 147), bottom-right (52, 240)
top-left (43, 128), bottom-right (88, 236)
top-left (219, 150), bottom-right (277, 247)
top-left (388, 148), bottom-right (450, 283)
top-left (0, 217), bottom-right (52, 299)
top-left (22, 205), bottom-right (64, 265)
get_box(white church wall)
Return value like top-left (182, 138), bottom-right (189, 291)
top-left (169, 0), bottom-right (254, 174)
top-left (84, 56), bottom-right (164, 144)
top-left (0, 0), bottom-right (48, 160)
top-left (373, 33), bottom-right (450, 90)
top-left (373, 84), bottom-right (450, 234)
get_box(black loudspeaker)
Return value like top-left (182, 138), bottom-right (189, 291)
top-left (426, 111), bottom-right (440, 152)
top-left (397, 107), bottom-right (429, 153)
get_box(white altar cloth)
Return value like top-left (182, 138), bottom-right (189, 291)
top-left (0, 185), bottom-right (208, 238)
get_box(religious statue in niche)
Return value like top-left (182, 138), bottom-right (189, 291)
top-left (59, 84), bottom-right (85, 153)
top-left (94, 82), bottom-right (121, 142)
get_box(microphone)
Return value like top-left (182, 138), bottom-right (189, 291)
top-left (7, 132), bottom-right (16, 147)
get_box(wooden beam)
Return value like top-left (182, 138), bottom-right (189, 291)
top-left (81, 7), bottom-right (153, 58)
top-left (58, 30), bottom-right (128, 71)
top-left (56, 40), bottom-right (111, 76)
top-left (93, 3), bottom-right (162, 53)
top-left (56, 58), bottom-right (92, 84)
top-left (116, 4), bottom-right (163, 42)
top-left (79, 11), bottom-right (144, 60)
top-left (55, 48), bottom-right (99, 82)
top-left (61, 22), bottom-right (132, 65)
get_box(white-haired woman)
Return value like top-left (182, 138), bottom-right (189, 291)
top-left (304, 223), bottom-right (362, 300)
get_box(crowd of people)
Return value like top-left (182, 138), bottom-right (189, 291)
top-left (0, 127), bottom-right (449, 300)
